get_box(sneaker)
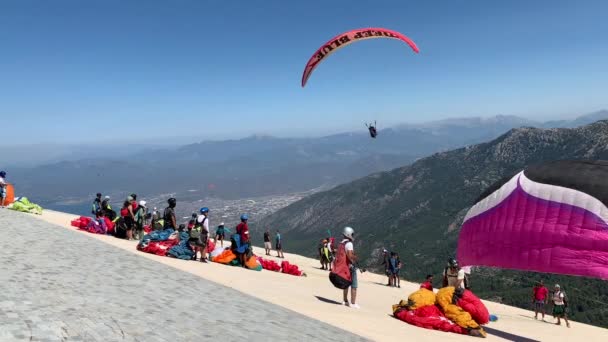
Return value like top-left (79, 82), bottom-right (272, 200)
top-left (342, 301), bottom-right (349, 306)
top-left (350, 304), bottom-right (361, 309)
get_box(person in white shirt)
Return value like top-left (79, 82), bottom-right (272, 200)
top-left (195, 207), bottom-right (210, 262)
top-left (341, 227), bottom-right (360, 309)
top-left (443, 258), bottom-right (466, 289)
top-left (0, 171), bottom-right (6, 208)
top-left (552, 284), bottom-right (570, 328)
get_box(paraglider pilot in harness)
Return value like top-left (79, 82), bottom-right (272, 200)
top-left (366, 121), bottom-right (378, 138)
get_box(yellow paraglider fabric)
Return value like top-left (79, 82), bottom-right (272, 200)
top-left (436, 287), bottom-right (479, 330)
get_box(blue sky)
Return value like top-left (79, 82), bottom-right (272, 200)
top-left (1, 0), bottom-right (607, 144)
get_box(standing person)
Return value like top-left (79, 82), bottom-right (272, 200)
top-left (196, 207), bottom-right (210, 263)
top-left (421, 274), bottom-right (434, 291)
top-left (395, 253), bottom-right (402, 288)
top-left (263, 230), bottom-right (272, 256)
top-left (133, 200), bottom-right (147, 241)
top-left (341, 226), bottom-right (359, 309)
top-left (552, 284), bottom-right (570, 328)
top-left (130, 193), bottom-right (138, 212)
top-left (235, 214), bottom-right (250, 266)
top-left (92, 193), bottom-right (102, 215)
top-left (163, 198), bottom-right (177, 230)
top-left (443, 258), bottom-right (465, 289)
top-left (151, 207), bottom-right (163, 231)
top-left (275, 230), bottom-right (284, 258)
top-left (326, 238), bottom-right (334, 271)
top-left (533, 280), bottom-right (549, 320)
top-left (381, 249), bottom-right (391, 286)
top-left (120, 196), bottom-right (136, 240)
top-left (214, 222), bottom-right (225, 247)
top-left (0, 171), bottom-right (7, 208)
top-left (389, 252), bottom-right (402, 288)
top-left (101, 195), bottom-right (116, 220)
top-left (320, 239), bottom-right (331, 270)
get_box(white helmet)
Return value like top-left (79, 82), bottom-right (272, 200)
top-left (343, 226), bottom-right (355, 240)
top-left (139, 200), bottom-right (147, 207)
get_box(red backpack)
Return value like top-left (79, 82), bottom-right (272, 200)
top-left (329, 242), bottom-right (352, 289)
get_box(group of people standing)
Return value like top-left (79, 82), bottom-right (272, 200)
top-left (532, 280), bottom-right (571, 327)
top-left (382, 249), bottom-right (402, 288)
top-left (263, 230), bottom-right (284, 258)
top-left (92, 192), bottom-right (149, 240)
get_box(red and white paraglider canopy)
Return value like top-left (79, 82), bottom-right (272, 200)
top-left (301, 28), bottom-right (419, 87)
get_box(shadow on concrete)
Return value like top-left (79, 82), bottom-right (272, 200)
top-left (314, 296), bottom-right (343, 305)
top-left (485, 327), bottom-right (541, 342)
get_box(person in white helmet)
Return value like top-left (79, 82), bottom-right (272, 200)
top-left (134, 200), bottom-right (148, 241)
top-left (341, 227), bottom-right (360, 309)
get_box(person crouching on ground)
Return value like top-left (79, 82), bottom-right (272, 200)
top-left (215, 222), bottom-right (225, 247)
top-left (341, 226), bottom-right (360, 309)
top-left (196, 207), bottom-right (210, 263)
top-left (235, 214), bottom-right (250, 267)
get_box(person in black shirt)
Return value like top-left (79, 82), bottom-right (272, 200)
top-left (163, 198), bottom-right (177, 230)
top-left (263, 230), bottom-right (271, 256)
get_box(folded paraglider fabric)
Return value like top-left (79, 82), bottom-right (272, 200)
top-left (142, 228), bottom-right (175, 242)
top-left (394, 287), bottom-right (488, 337)
top-left (9, 197), bottom-right (43, 215)
top-left (212, 249), bottom-right (237, 264)
top-left (281, 260), bottom-right (303, 276)
top-left (245, 255), bottom-right (262, 271)
top-left (457, 290), bottom-right (489, 325)
top-left (258, 257), bottom-right (281, 272)
top-left (436, 287), bottom-right (481, 330)
top-left (406, 288), bottom-right (436, 310)
top-left (85, 218), bottom-right (107, 234)
top-left (71, 216), bottom-right (92, 229)
top-left (167, 232), bottom-right (194, 260)
top-left (137, 240), bottom-right (178, 256)
top-left (210, 245), bottom-right (229, 258)
top-left (394, 305), bottom-right (467, 335)
top-left (104, 217), bottom-right (115, 235)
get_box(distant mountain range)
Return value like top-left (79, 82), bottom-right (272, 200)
top-left (255, 119), bottom-right (608, 327)
top-left (8, 110), bottom-right (608, 205)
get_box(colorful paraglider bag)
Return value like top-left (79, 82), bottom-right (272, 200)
top-left (329, 243), bottom-right (352, 289)
top-left (458, 159), bottom-right (608, 280)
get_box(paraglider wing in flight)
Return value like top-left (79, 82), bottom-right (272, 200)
top-left (457, 160), bottom-right (608, 280)
top-left (301, 28), bottom-right (419, 87)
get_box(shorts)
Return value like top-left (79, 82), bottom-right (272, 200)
top-left (350, 267), bottom-right (358, 289)
top-left (0, 188), bottom-right (5, 199)
top-left (553, 304), bottom-right (566, 317)
top-left (196, 234), bottom-right (209, 247)
top-left (276, 243), bottom-right (282, 250)
top-left (534, 301), bottom-right (545, 310)
top-left (216, 233), bottom-right (225, 240)
top-left (264, 241), bottom-right (271, 249)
